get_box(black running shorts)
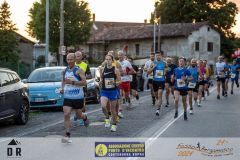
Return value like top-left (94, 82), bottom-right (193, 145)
top-left (63, 99), bottom-right (84, 109)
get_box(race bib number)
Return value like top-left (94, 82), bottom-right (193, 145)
top-left (188, 82), bottom-right (196, 89)
top-left (231, 74), bottom-right (236, 78)
top-left (155, 70), bottom-right (164, 78)
top-left (148, 72), bottom-right (153, 79)
top-left (177, 79), bottom-right (186, 88)
top-left (105, 78), bottom-right (115, 89)
top-left (121, 75), bottom-right (132, 82)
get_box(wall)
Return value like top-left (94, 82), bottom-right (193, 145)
top-left (188, 25), bottom-right (220, 64)
top-left (18, 42), bottom-right (33, 67)
top-left (161, 37), bottom-right (188, 57)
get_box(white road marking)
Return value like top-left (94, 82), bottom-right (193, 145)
top-left (127, 86), bottom-right (217, 160)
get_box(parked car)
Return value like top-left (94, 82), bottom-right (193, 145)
top-left (87, 67), bottom-right (100, 103)
top-left (0, 68), bottom-right (30, 124)
top-left (24, 66), bottom-right (100, 109)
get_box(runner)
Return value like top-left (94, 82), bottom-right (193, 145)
top-left (144, 52), bottom-right (156, 105)
top-left (224, 58), bottom-right (230, 97)
top-left (128, 57), bottom-right (140, 100)
top-left (215, 56), bottom-right (227, 99)
top-left (100, 51), bottom-right (123, 120)
top-left (61, 53), bottom-right (89, 143)
top-left (197, 60), bottom-right (206, 107)
top-left (203, 60), bottom-right (211, 96)
top-left (74, 51), bottom-right (92, 125)
top-left (147, 51), bottom-right (166, 116)
top-left (187, 59), bottom-right (201, 114)
top-left (165, 57), bottom-right (177, 107)
top-left (230, 59), bottom-right (240, 94)
top-left (99, 54), bottom-right (121, 132)
top-left (172, 57), bottom-right (192, 120)
top-left (118, 51), bottom-right (135, 108)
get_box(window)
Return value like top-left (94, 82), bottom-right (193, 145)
top-left (207, 42), bottom-right (213, 52)
top-left (195, 42), bottom-right (199, 51)
top-left (0, 72), bottom-right (11, 87)
top-left (11, 73), bottom-right (20, 83)
top-left (135, 44), bottom-right (140, 55)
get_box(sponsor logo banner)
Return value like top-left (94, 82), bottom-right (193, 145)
top-left (0, 138), bottom-right (238, 160)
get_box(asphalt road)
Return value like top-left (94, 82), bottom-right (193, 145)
top-left (0, 83), bottom-right (239, 138)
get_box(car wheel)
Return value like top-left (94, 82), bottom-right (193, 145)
top-left (15, 100), bottom-right (30, 125)
top-left (93, 89), bottom-right (100, 104)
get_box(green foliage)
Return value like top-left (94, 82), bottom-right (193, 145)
top-left (0, 1), bottom-right (17, 31)
top-left (27, 0), bottom-right (92, 53)
top-left (0, 1), bottom-right (19, 67)
top-left (153, 0), bottom-right (239, 56)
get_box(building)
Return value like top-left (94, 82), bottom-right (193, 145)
top-left (16, 32), bottom-right (35, 69)
top-left (80, 21), bottom-right (220, 64)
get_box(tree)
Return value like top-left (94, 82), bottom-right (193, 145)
top-left (153, 0), bottom-right (239, 57)
top-left (0, 1), bottom-right (19, 67)
top-left (27, 0), bottom-right (92, 54)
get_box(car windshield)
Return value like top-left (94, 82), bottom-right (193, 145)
top-left (28, 68), bottom-right (64, 83)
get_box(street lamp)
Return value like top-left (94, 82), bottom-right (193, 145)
top-left (59, 0), bottom-right (64, 66)
top-left (45, 0), bottom-right (49, 67)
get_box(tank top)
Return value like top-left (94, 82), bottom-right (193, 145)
top-left (102, 66), bottom-right (116, 90)
top-left (63, 66), bottom-right (84, 99)
top-left (153, 60), bottom-right (165, 82)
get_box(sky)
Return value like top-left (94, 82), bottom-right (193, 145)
top-left (0, 0), bottom-right (239, 39)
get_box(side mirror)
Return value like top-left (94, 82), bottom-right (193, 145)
top-left (22, 79), bottom-right (28, 83)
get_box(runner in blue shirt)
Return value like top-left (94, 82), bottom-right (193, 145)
top-left (230, 59), bottom-right (240, 94)
top-left (171, 57), bottom-right (192, 120)
top-left (187, 59), bottom-right (201, 114)
top-left (165, 57), bottom-right (177, 107)
top-left (148, 51), bottom-right (166, 116)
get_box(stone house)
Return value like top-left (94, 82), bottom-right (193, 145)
top-left (80, 21), bottom-right (220, 64)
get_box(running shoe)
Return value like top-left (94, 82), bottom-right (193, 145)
top-left (79, 119), bottom-right (84, 126)
top-left (110, 124), bottom-right (117, 132)
top-left (198, 102), bottom-right (201, 107)
top-left (83, 116), bottom-right (89, 127)
top-left (222, 90), bottom-right (225, 96)
top-left (224, 92), bottom-right (228, 97)
top-left (217, 95), bottom-right (220, 99)
top-left (118, 112), bottom-right (124, 118)
top-left (104, 119), bottom-right (111, 128)
top-left (61, 132), bottom-right (72, 143)
top-left (231, 90), bottom-right (233, 95)
top-left (189, 109), bottom-right (193, 115)
top-left (165, 101), bottom-right (169, 107)
top-left (174, 111), bottom-right (178, 119)
top-left (136, 94), bottom-right (139, 100)
top-left (237, 84), bottom-right (239, 88)
top-left (184, 112), bottom-right (188, 121)
top-left (156, 108), bottom-right (160, 116)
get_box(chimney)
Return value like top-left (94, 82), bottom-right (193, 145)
top-left (92, 13), bottom-right (95, 22)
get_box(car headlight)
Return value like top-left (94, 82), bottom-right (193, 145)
top-left (87, 82), bottom-right (95, 88)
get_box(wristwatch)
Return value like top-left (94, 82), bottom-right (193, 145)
top-left (71, 81), bottom-right (75, 85)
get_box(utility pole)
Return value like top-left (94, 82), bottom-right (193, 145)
top-left (153, 10), bottom-right (156, 53)
top-left (158, 16), bottom-right (161, 52)
top-left (59, 0), bottom-right (64, 66)
top-left (45, 0), bottom-right (49, 67)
